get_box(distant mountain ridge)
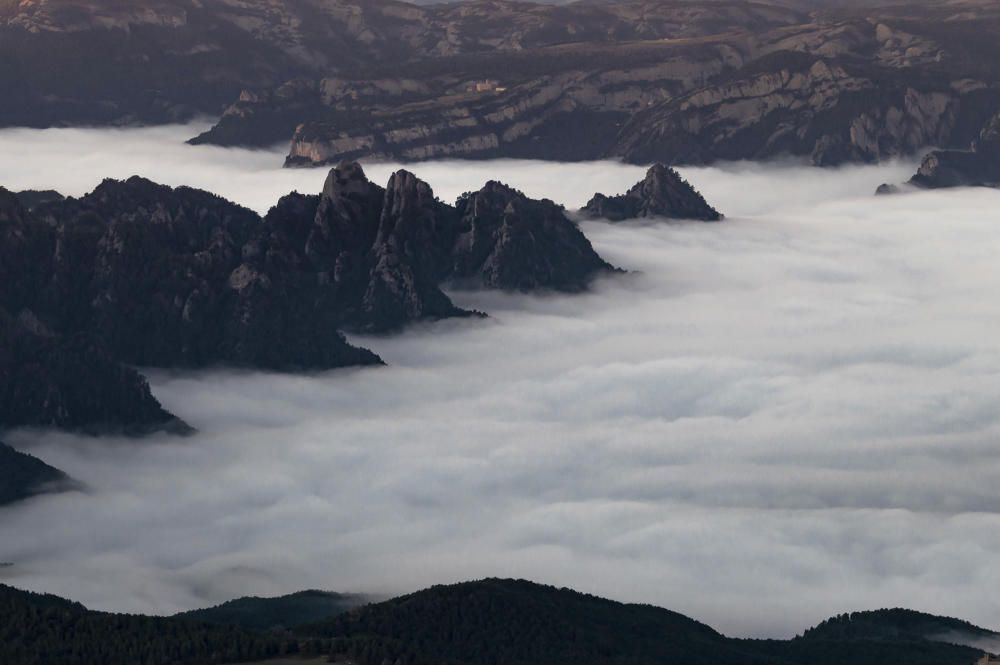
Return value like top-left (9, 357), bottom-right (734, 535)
top-left (193, 0), bottom-right (1000, 168)
top-left (6, 0), bottom-right (1000, 169)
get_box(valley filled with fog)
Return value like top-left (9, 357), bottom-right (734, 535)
top-left (2, 124), bottom-right (999, 638)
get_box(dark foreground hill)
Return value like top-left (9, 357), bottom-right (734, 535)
top-left (1, 579), bottom-right (992, 665)
top-left (0, 584), bottom-right (299, 665)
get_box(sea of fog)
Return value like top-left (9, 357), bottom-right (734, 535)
top-left (2, 123), bottom-right (1000, 638)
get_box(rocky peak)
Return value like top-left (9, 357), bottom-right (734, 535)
top-left (452, 181), bottom-right (613, 292)
top-left (378, 169), bottom-right (444, 239)
top-left (458, 180), bottom-right (527, 217)
top-left (360, 169), bottom-right (463, 330)
top-left (376, 169), bottom-right (455, 273)
top-left (582, 164), bottom-right (723, 222)
top-left (321, 161), bottom-right (379, 202)
top-left (310, 161), bottom-right (384, 263)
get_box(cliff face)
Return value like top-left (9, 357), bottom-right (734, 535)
top-left (908, 112), bottom-right (1000, 188)
top-left (875, 112), bottom-right (1000, 192)
top-left (582, 164), bottom-right (723, 222)
top-left (0, 0), bottom-right (803, 127)
top-left (260, 36), bottom-right (753, 163)
top-left (191, 2), bottom-right (1000, 168)
top-left (0, 167), bottom-right (613, 433)
top-left (613, 54), bottom-right (966, 167)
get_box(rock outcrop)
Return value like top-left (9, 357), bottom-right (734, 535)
top-left (909, 112), bottom-right (1000, 189)
top-left (451, 181), bottom-right (613, 290)
top-left (876, 112), bottom-right (1000, 192)
top-left (0, 167), bottom-right (613, 433)
top-left (582, 164), bottom-right (723, 222)
top-left (0, 441), bottom-right (73, 506)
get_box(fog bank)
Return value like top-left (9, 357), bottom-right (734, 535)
top-left (1, 124), bottom-right (1000, 638)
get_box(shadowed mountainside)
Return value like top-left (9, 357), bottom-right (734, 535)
top-left (0, 441), bottom-right (73, 506)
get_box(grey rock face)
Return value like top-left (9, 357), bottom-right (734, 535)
top-left (582, 164), bottom-right (722, 222)
top-left (452, 182), bottom-right (613, 291)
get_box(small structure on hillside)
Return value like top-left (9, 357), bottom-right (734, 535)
top-left (467, 79), bottom-right (505, 93)
top-left (976, 655), bottom-right (1000, 665)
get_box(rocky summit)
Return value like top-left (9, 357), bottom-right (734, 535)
top-left (0, 167), bottom-right (613, 434)
top-left (582, 164), bottom-right (723, 222)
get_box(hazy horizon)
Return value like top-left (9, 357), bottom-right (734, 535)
top-left (2, 125), bottom-right (1000, 639)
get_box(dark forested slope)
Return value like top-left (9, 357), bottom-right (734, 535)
top-left (0, 580), bottom-right (993, 665)
top-left (176, 590), bottom-right (369, 631)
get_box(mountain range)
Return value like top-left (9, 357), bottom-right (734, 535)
top-left (3, 0), bottom-right (1000, 184)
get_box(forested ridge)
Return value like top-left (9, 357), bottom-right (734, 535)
top-left (0, 580), bottom-right (992, 665)
top-left (0, 585), bottom-right (315, 665)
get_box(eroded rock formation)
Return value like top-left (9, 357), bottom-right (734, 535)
top-left (877, 112), bottom-right (1000, 192)
top-left (909, 112), bottom-right (1000, 189)
top-left (0, 165), bottom-right (613, 433)
top-left (582, 164), bottom-right (722, 222)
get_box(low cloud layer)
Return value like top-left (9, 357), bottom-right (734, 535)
top-left (2, 125), bottom-right (1000, 639)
